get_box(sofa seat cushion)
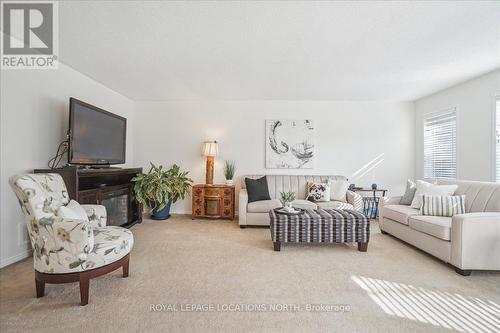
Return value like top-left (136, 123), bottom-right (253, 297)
top-left (247, 199), bottom-right (281, 213)
top-left (317, 201), bottom-right (354, 210)
top-left (292, 200), bottom-right (318, 210)
top-left (408, 215), bottom-right (451, 241)
top-left (383, 205), bottom-right (420, 225)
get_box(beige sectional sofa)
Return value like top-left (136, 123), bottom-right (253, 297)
top-left (379, 179), bottom-right (500, 275)
top-left (239, 175), bottom-right (363, 227)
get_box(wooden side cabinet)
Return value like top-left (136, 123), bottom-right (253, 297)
top-left (192, 184), bottom-right (235, 220)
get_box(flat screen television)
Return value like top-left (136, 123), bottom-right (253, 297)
top-left (68, 98), bottom-right (126, 165)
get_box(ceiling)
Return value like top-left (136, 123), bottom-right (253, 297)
top-left (59, 1), bottom-right (500, 101)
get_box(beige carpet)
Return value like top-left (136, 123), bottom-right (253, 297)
top-left (1, 216), bottom-right (499, 333)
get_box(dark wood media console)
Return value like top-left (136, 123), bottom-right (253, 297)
top-left (34, 167), bottom-right (143, 228)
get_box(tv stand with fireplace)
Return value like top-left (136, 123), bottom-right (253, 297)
top-left (34, 167), bottom-right (143, 228)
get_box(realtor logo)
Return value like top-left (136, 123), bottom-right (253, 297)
top-left (1, 1), bottom-right (58, 69)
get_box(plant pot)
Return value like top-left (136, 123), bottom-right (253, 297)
top-left (225, 179), bottom-right (234, 185)
top-left (151, 200), bottom-right (172, 220)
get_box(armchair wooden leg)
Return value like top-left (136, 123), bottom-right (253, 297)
top-left (35, 278), bottom-right (45, 298)
top-left (273, 241), bottom-right (281, 251)
top-left (79, 273), bottom-right (90, 306)
top-left (122, 256), bottom-right (129, 278)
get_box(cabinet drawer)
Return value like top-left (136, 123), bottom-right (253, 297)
top-left (193, 196), bottom-right (204, 206)
top-left (222, 188), bottom-right (234, 197)
top-left (193, 207), bottom-right (203, 216)
top-left (204, 188), bottom-right (220, 196)
top-left (222, 197), bottom-right (233, 207)
top-left (222, 207), bottom-right (233, 218)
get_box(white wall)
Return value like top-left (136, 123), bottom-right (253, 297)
top-left (134, 101), bottom-right (415, 214)
top-left (0, 63), bottom-right (135, 268)
top-left (415, 69), bottom-right (500, 181)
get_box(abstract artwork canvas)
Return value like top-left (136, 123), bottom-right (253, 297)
top-left (265, 120), bottom-right (314, 169)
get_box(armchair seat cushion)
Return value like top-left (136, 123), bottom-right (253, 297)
top-left (83, 226), bottom-right (134, 272)
top-left (409, 216), bottom-right (451, 241)
top-left (317, 201), bottom-right (354, 210)
top-left (383, 205), bottom-right (420, 225)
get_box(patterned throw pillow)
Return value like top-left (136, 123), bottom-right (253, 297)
top-left (306, 182), bottom-right (330, 202)
top-left (421, 195), bottom-right (466, 217)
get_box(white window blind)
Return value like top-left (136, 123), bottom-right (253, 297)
top-left (496, 98), bottom-right (500, 182)
top-left (423, 109), bottom-right (457, 179)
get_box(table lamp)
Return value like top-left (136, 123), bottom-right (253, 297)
top-left (202, 141), bottom-right (218, 184)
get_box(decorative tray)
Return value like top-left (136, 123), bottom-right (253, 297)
top-left (273, 208), bottom-right (305, 215)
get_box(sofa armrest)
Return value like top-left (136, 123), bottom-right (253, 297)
top-left (346, 190), bottom-right (363, 212)
top-left (450, 213), bottom-right (500, 270)
top-left (81, 204), bottom-right (107, 227)
top-left (34, 217), bottom-right (95, 272)
top-left (378, 196), bottom-right (402, 219)
top-left (238, 189), bottom-right (248, 226)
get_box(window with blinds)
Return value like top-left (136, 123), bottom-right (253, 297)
top-left (496, 98), bottom-right (500, 182)
top-left (423, 109), bottom-right (457, 179)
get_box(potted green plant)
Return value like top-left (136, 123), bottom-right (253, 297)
top-left (223, 160), bottom-right (236, 185)
top-left (132, 163), bottom-right (193, 220)
top-left (280, 191), bottom-right (295, 211)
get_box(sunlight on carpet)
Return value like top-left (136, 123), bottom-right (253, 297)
top-left (352, 275), bottom-right (500, 333)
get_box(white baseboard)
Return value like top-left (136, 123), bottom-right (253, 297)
top-left (0, 249), bottom-right (32, 269)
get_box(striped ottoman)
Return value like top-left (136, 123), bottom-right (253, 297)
top-left (269, 209), bottom-right (370, 252)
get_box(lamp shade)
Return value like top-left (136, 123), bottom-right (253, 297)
top-left (202, 141), bottom-right (218, 157)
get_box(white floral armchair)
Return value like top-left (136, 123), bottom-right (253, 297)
top-left (9, 173), bottom-right (134, 305)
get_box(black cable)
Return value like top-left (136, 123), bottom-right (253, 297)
top-left (48, 140), bottom-right (69, 169)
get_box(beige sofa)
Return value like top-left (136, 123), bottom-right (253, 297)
top-left (379, 179), bottom-right (500, 275)
top-left (239, 175), bottom-right (363, 227)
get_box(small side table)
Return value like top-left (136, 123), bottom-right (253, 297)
top-left (351, 188), bottom-right (387, 219)
top-left (192, 184), bottom-right (235, 220)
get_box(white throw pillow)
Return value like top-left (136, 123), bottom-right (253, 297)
top-left (57, 200), bottom-right (89, 221)
top-left (330, 179), bottom-right (349, 202)
top-left (306, 182), bottom-right (330, 202)
top-left (410, 180), bottom-right (458, 209)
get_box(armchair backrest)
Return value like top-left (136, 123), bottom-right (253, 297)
top-left (9, 174), bottom-right (70, 245)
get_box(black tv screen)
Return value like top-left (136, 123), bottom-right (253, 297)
top-left (68, 98), bottom-right (126, 165)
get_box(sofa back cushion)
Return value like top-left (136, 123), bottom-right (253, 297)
top-left (435, 179), bottom-right (500, 213)
top-left (241, 175), bottom-right (347, 200)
